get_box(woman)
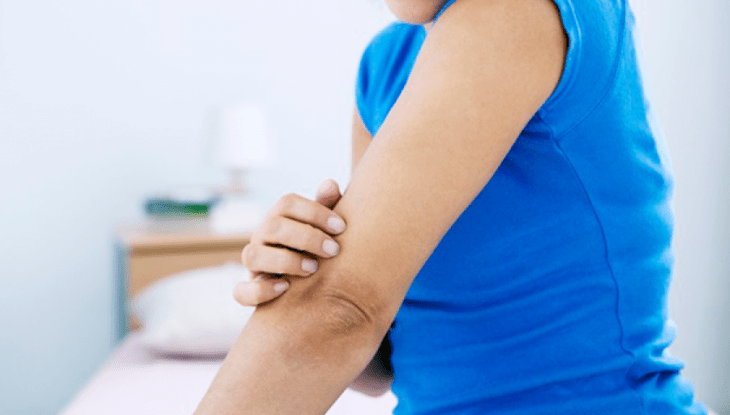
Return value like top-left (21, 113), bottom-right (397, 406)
top-left (196, 0), bottom-right (710, 414)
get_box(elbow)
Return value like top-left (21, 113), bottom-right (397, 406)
top-left (255, 263), bottom-right (396, 369)
top-left (290, 268), bottom-right (392, 348)
top-left (268, 283), bottom-right (388, 371)
top-left (317, 289), bottom-right (378, 336)
top-left (312, 285), bottom-right (386, 341)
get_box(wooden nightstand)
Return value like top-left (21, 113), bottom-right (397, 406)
top-left (114, 219), bottom-right (252, 340)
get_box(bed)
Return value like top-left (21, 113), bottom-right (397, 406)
top-left (62, 332), bottom-right (397, 414)
top-left (61, 220), bottom-right (397, 414)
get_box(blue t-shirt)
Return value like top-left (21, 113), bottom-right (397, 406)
top-left (355, 1), bottom-right (707, 414)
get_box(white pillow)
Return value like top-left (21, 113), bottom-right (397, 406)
top-left (130, 262), bottom-right (255, 357)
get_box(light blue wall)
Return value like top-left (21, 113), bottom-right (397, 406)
top-left (0, 1), bottom-right (392, 413)
top-left (0, 0), bottom-right (727, 414)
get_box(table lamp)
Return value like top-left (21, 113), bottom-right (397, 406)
top-left (209, 103), bottom-right (275, 233)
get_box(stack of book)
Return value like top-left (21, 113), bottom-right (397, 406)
top-left (145, 188), bottom-right (219, 219)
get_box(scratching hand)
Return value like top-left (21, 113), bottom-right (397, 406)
top-left (233, 179), bottom-right (344, 306)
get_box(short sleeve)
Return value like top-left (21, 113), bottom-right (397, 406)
top-left (354, 23), bottom-right (427, 137)
top-left (538, 0), bottom-right (625, 136)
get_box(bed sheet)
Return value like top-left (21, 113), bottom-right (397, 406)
top-left (62, 332), bottom-right (397, 415)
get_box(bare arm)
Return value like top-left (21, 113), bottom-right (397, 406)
top-left (347, 107), bottom-right (394, 396)
top-left (195, 0), bottom-right (567, 413)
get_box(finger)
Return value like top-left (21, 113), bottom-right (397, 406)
top-left (315, 179), bottom-right (343, 209)
top-left (233, 278), bottom-right (289, 307)
top-left (275, 192), bottom-right (346, 235)
top-left (259, 216), bottom-right (340, 258)
top-left (242, 243), bottom-right (321, 276)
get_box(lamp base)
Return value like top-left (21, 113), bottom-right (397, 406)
top-left (209, 196), bottom-right (264, 234)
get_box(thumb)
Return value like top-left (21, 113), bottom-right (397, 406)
top-left (315, 179), bottom-right (342, 209)
top-left (233, 276), bottom-right (289, 307)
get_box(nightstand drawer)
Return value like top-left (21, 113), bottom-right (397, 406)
top-left (127, 244), bottom-right (246, 297)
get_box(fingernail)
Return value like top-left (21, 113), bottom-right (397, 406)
top-left (322, 239), bottom-right (340, 256)
top-left (302, 258), bottom-right (318, 273)
top-left (317, 180), bottom-right (334, 195)
top-left (327, 216), bottom-right (346, 233)
top-left (274, 281), bottom-right (289, 293)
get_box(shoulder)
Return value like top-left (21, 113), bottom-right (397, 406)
top-left (423, 0), bottom-right (567, 89)
top-left (435, 0), bottom-right (629, 136)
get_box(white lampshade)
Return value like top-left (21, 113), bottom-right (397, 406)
top-left (215, 103), bottom-right (274, 169)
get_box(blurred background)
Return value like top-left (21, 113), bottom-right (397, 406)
top-left (0, 0), bottom-right (727, 413)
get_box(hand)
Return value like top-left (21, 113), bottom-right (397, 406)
top-left (233, 179), bottom-right (344, 306)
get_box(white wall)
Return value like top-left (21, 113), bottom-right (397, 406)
top-left (0, 1), bottom-right (392, 413)
top-left (0, 0), bottom-right (727, 414)
top-left (631, 1), bottom-right (730, 413)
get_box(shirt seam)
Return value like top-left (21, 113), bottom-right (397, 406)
top-left (540, 0), bottom-right (628, 142)
top-left (536, 107), bottom-right (647, 415)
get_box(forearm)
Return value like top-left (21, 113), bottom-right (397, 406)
top-left (195, 272), bottom-right (385, 415)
